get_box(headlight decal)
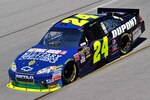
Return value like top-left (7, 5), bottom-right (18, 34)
top-left (11, 62), bottom-right (17, 72)
top-left (37, 66), bottom-right (56, 74)
top-left (37, 65), bottom-right (63, 75)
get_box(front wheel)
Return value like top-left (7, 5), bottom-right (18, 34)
top-left (119, 33), bottom-right (132, 55)
top-left (62, 62), bottom-right (77, 85)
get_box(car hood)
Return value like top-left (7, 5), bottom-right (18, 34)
top-left (15, 44), bottom-right (78, 73)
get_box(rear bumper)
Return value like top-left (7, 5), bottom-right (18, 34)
top-left (141, 21), bottom-right (145, 33)
top-left (132, 21), bottom-right (145, 42)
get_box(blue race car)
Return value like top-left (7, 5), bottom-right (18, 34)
top-left (7, 8), bottom-right (145, 92)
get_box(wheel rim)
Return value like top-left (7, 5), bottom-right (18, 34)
top-left (63, 64), bottom-right (77, 83)
top-left (120, 34), bottom-right (132, 54)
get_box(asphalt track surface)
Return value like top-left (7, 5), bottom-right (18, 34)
top-left (0, 0), bottom-right (150, 100)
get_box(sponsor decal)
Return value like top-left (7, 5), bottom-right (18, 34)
top-left (50, 79), bottom-right (55, 83)
top-left (50, 66), bottom-right (57, 71)
top-left (132, 26), bottom-right (142, 41)
top-left (111, 17), bottom-right (137, 38)
top-left (28, 60), bottom-right (36, 66)
top-left (16, 74), bottom-right (33, 80)
top-left (86, 54), bottom-right (91, 59)
top-left (112, 45), bottom-right (118, 52)
top-left (48, 83), bottom-right (60, 89)
top-left (53, 67), bottom-right (62, 73)
top-left (56, 65), bottom-right (63, 69)
top-left (46, 49), bottom-right (61, 54)
top-left (112, 39), bottom-right (116, 44)
top-left (74, 53), bottom-right (80, 61)
top-left (50, 75), bottom-right (61, 82)
top-left (27, 48), bottom-right (67, 55)
top-left (52, 74), bottom-right (61, 79)
top-left (80, 53), bottom-right (86, 63)
top-left (28, 48), bottom-right (46, 53)
top-left (50, 69), bottom-right (62, 82)
top-left (59, 51), bottom-right (67, 55)
top-left (49, 84), bottom-right (56, 88)
top-left (84, 47), bottom-right (90, 55)
top-left (21, 66), bottom-right (33, 72)
top-left (19, 50), bottom-right (62, 63)
top-left (53, 70), bottom-right (62, 76)
top-left (78, 50), bottom-right (84, 55)
top-left (54, 65), bottom-right (63, 71)
top-left (100, 22), bottom-right (108, 34)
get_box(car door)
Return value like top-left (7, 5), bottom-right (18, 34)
top-left (77, 21), bottom-right (109, 75)
top-left (89, 23), bottom-right (109, 68)
top-left (77, 31), bottom-right (93, 76)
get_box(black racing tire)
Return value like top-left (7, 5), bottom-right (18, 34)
top-left (119, 33), bottom-right (132, 55)
top-left (62, 62), bottom-right (77, 85)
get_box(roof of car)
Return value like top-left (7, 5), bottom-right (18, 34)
top-left (53, 14), bottom-right (107, 29)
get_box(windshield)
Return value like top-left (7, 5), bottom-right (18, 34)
top-left (40, 28), bottom-right (82, 48)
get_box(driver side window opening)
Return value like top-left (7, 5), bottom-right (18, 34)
top-left (87, 22), bottom-right (101, 40)
top-left (79, 34), bottom-right (88, 47)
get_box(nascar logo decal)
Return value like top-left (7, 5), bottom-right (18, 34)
top-left (111, 17), bottom-right (137, 38)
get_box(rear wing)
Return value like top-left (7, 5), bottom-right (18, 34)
top-left (97, 8), bottom-right (139, 16)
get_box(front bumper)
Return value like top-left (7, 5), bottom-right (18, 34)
top-left (7, 82), bottom-right (61, 92)
top-left (7, 69), bottom-right (62, 92)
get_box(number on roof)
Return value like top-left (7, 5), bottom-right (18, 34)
top-left (62, 14), bottom-right (99, 27)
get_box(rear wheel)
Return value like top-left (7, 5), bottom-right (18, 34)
top-left (119, 33), bottom-right (132, 55)
top-left (62, 62), bottom-right (77, 84)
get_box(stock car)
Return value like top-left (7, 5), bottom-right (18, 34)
top-left (7, 8), bottom-right (145, 92)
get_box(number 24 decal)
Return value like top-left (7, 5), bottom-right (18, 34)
top-left (93, 36), bottom-right (109, 64)
top-left (62, 14), bottom-right (99, 26)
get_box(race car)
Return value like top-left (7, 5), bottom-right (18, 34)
top-left (7, 8), bottom-right (145, 92)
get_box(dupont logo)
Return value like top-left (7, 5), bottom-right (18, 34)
top-left (111, 17), bottom-right (137, 38)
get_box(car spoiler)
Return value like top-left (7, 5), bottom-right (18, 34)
top-left (97, 8), bottom-right (139, 16)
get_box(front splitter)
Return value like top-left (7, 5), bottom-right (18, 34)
top-left (7, 82), bottom-right (61, 93)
